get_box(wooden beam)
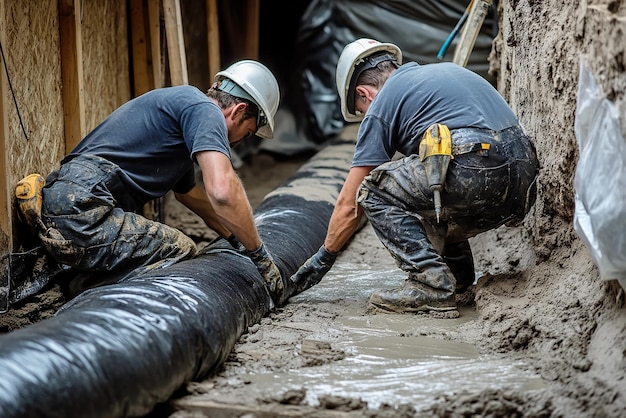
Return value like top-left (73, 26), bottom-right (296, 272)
top-left (129, 0), bottom-right (154, 96)
top-left (206, 0), bottom-right (220, 79)
top-left (453, 0), bottom-right (492, 68)
top-left (163, 0), bottom-right (188, 85)
top-left (243, 0), bottom-right (259, 59)
top-left (147, 0), bottom-right (162, 88)
top-left (58, 0), bottom-right (87, 153)
top-left (0, 0), bottom-right (12, 247)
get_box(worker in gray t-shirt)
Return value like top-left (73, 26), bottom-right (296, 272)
top-left (20, 60), bottom-right (288, 306)
top-left (290, 38), bottom-right (539, 314)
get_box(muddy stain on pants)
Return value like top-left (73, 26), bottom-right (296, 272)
top-left (39, 155), bottom-right (197, 290)
top-left (357, 126), bottom-right (539, 284)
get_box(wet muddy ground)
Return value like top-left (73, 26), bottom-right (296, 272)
top-left (160, 222), bottom-right (549, 417)
top-left (1, 130), bottom-right (624, 418)
top-left (155, 142), bottom-right (626, 417)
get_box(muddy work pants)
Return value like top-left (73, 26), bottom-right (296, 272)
top-left (39, 154), bottom-right (197, 289)
top-left (357, 126), bottom-right (539, 290)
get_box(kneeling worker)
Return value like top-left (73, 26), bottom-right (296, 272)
top-left (17, 60), bottom-right (287, 305)
top-left (290, 38), bottom-right (540, 314)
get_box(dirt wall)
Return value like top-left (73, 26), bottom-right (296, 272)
top-left (465, 1), bottom-right (626, 414)
top-left (491, 0), bottom-right (625, 258)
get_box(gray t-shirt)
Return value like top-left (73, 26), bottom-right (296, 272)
top-left (64, 85), bottom-right (230, 206)
top-left (352, 62), bottom-right (520, 167)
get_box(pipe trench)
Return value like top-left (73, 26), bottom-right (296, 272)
top-left (0, 140), bottom-right (354, 418)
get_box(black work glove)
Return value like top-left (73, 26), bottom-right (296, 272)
top-left (244, 243), bottom-right (285, 306)
top-left (289, 245), bottom-right (337, 295)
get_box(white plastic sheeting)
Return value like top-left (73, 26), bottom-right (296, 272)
top-left (574, 59), bottom-right (626, 290)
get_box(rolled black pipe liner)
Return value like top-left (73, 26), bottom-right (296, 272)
top-left (0, 140), bottom-right (355, 418)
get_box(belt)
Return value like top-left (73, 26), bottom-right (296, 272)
top-left (452, 142), bottom-right (491, 156)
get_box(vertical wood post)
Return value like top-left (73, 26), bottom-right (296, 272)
top-left (147, 0), bottom-right (162, 88)
top-left (130, 0), bottom-right (153, 96)
top-left (243, 0), bottom-right (259, 59)
top-left (0, 0), bottom-right (12, 248)
top-left (130, 0), bottom-right (163, 95)
top-left (58, 0), bottom-right (87, 153)
top-left (453, 0), bottom-right (493, 68)
top-left (163, 0), bottom-right (188, 85)
top-left (206, 0), bottom-right (220, 79)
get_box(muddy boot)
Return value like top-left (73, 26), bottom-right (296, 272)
top-left (443, 240), bottom-right (475, 293)
top-left (369, 270), bottom-right (457, 313)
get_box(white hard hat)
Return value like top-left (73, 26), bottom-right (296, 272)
top-left (215, 60), bottom-right (280, 139)
top-left (335, 38), bottom-right (402, 122)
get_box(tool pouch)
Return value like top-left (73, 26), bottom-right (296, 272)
top-left (419, 124), bottom-right (453, 161)
top-left (419, 123), bottom-right (453, 187)
top-left (419, 124), bottom-right (454, 221)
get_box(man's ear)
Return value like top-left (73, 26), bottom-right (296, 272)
top-left (356, 85), bottom-right (377, 103)
top-left (226, 102), bottom-right (247, 121)
top-left (233, 102), bottom-right (247, 117)
top-left (355, 85), bottom-right (369, 103)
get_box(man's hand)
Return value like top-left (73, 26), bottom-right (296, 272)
top-left (289, 246), bottom-right (337, 295)
top-left (244, 243), bottom-right (285, 306)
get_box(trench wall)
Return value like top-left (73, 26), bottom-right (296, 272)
top-left (491, 0), bottom-right (625, 262)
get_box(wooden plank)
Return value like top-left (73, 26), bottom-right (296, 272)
top-left (206, 0), bottom-right (220, 79)
top-left (163, 0), bottom-right (188, 85)
top-left (130, 0), bottom-right (153, 96)
top-left (0, 0), bottom-right (12, 246)
top-left (453, 0), bottom-right (492, 68)
top-left (135, 0), bottom-right (163, 220)
top-left (244, 0), bottom-right (259, 59)
top-left (144, 0), bottom-right (165, 222)
top-left (147, 0), bottom-right (162, 88)
top-left (58, 0), bottom-right (87, 153)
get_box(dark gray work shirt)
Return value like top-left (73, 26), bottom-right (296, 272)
top-left (352, 62), bottom-right (520, 167)
top-left (63, 85), bottom-right (230, 206)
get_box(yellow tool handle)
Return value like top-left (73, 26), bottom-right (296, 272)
top-left (419, 123), bottom-right (453, 161)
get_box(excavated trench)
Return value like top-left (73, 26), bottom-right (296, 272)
top-left (0, 138), bottom-right (548, 417)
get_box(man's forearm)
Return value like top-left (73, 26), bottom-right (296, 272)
top-left (175, 188), bottom-right (231, 237)
top-left (208, 180), bottom-right (261, 251)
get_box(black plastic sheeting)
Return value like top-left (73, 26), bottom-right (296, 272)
top-left (0, 140), bottom-right (355, 418)
top-left (293, 0), bottom-right (498, 142)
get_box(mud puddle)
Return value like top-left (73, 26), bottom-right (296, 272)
top-left (247, 263), bottom-right (547, 410)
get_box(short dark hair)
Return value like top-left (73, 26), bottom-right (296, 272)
top-left (356, 59), bottom-right (398, 90)
top-left (206, 86), bottom-right (259, 121)
top-left (347, 52), bottom-right (398, 114)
